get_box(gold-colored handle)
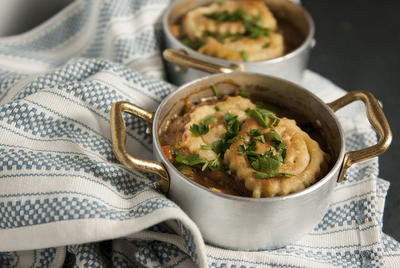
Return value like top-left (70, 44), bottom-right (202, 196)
top-left (110, 101), bottom-right (170, 193)
top-left (327, 90), bottom-right (392, 182)
top-left (163, 48), bottom-right (245, 74)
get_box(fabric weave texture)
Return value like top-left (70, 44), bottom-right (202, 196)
top-left (0, 0), bottom-right (398, 267)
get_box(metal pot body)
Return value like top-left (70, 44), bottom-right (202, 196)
top-left (111, 73), bottom-right (391, 250)
top-left (152, 73), bottom-right (344, 250)
top-left (162, 0), bottom-right (315, 86)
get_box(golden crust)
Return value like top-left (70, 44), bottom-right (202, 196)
top-left (198, 33), bottom-right (284, 61)
top-left (181, 0), bottom-right (284, 61)
top-left (224, 118), bottom-right (329, 197)
top-left (177, 96), bottom-right (255, 161)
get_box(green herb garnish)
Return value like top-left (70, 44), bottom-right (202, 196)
top-left (190, 123), bottom-right (209, 136)
top-left (204, 8), bottom-right (271, 40)
top-left (190, 115), bottom-right (216, 136)
top-left (203, 115), bottom-right (216, 125)
top-left (201, 145), bottom-right (212, 150)
top-left (215, 105), bottom-right (221, 111)
top-left (254, 171), bottom-right (293, 179)
top-left (239, 90), bottom-right (251, 98)
top-left (174, 149), bottom-right (208, 168)
top-left (181, 38), bottom-right (204, 50)
top-left (245, 108), bottom-right (277, 128)
top-left (268, 130), bottom-right (287, 158)
top-left (210, 85), bottom-right (218, 96)
top-left (248, 129), bottom-right (265, 143)
top-left (262, 42), bottom-right (270, 48)
top-left (211, 112), bottom-right (241, 155)
top-left (209, 154), bottom-right (221, 171)
top-left (240, 50), bottom-right (249, 61)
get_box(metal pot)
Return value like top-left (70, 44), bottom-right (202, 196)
top-left (110, 73), bottom-right (391, 250)
top-left (162, 0), bottom-right (315, 85)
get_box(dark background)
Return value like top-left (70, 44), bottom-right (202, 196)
top-left (302, 0), bottom-right (400, 240)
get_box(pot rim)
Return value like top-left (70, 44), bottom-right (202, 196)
top-left (162, 0), bottom-right (315, 65)
top-left (153, 72), bottom-right (345, 202)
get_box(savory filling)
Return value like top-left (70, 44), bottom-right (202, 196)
top-left (171, 0), bottom-right (285, 62)
top-left (160, 86), bottom-right (330, 198)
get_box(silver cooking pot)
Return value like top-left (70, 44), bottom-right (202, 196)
top-left (110, 73), bottom-right (391, 250)
top-left (163, 0), bottom-right (315, 85)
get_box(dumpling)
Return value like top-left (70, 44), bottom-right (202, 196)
top-left (180, 0), bottom-right (285, 61)
top-left (224, 117), bottom-right (329, 197)
top-left (182, 0), bottom-right (278, 39)
top-left (177, 96), bottom-right (256, 161)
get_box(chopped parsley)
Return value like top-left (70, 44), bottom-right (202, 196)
top-left (248, 129), bottom-right (265, 143)
top-left (190, 123), bottom-right (209, 136)
top-left (246, 108), bottom-right (279, 128)
top-left (268, 130), bottom-right (287, 158)
top-left (212, 112), bottom-right (241, 155)
top-left (239, 90), bottom-right (251, 98)
top-left (173, 149), bottom-right (209, 170)
top-left (240, 50), bottom-right (249, 61)
top-left (190, 115), bottom-right (216, 136)
top-left (181, 38), bottom-right (204, 50)
top-left (262, 42), bottom-right (270, 48)
top-left (210, 85), bottom-right (218, 96)
top-left (203, 8), bottom-right (271, 40)
top-left (201, 145), bottom-right (212, 150)
top-left (173, 148), bottom-right (221, 171)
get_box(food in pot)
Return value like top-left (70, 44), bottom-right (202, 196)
top-left (160, 84), bottom-right (330, 198)
top-left (171, 0), bottom-right (285, 62)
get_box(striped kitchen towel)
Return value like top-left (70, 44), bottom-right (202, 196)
top-left (0, 0), bottom-right (398, 267)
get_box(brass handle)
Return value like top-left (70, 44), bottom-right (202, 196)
top-left (163, 48), bottom-right (245, 74)
top-left (327, 90), bottom-right (392, 182)
top-left (110, 101), bottom-right (170, 193)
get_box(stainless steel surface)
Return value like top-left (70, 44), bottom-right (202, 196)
top-left (153, 73), bottom-right (344, 250)
top-left (111, 72), bottom-right (391, 250)
top-left (162, 0), bottom-right (315, 85)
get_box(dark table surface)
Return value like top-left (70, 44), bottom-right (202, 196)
top-left (302, 0), bottom-right (400, 240)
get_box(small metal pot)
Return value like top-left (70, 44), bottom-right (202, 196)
top-left (162, 0), bottom-right (315, 85)
top-left (110, 73), bottom-right (391, 250)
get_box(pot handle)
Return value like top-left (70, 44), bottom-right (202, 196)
top-left (327, 90), bottom-right (392, 182)
top-left (163, 48), bottom-right (245, 74)
top-left (110, 101), bottom-right (170, 193)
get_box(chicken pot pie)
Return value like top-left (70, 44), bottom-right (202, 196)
top-left (160, 85), bottom-right (330, 198)
top-left (171, 0), bottom-right (285, 62)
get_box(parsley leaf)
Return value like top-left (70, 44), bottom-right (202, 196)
top-left (203, 115), bottom-right (216, 125)
top-left (240, 50), bottom-right (249, 61)
top-left (239, 90), bottom-right (251, 98)
top-left (210, 85), bottom-right (218, 96)
top-left (204, 8), bottom-right (271, 41)
top-left (201, 145), bottom-right (212, 150)
top-left (181, 38), bottom-right (204, 50)
top-left (174, 149), bottom-right (208, 167)
top-left (268, 130), bottom-right (287, 157)
top-left (246, 108), bottom-right (279, 128)
top-left (248, 129), bottom-right (265, 143)
top-left (190, 115), bottom-right (216, 136)
top-left (254, 171), bottom-right (293, 179)
top-left (190, 123), bottom-right (209, 136)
